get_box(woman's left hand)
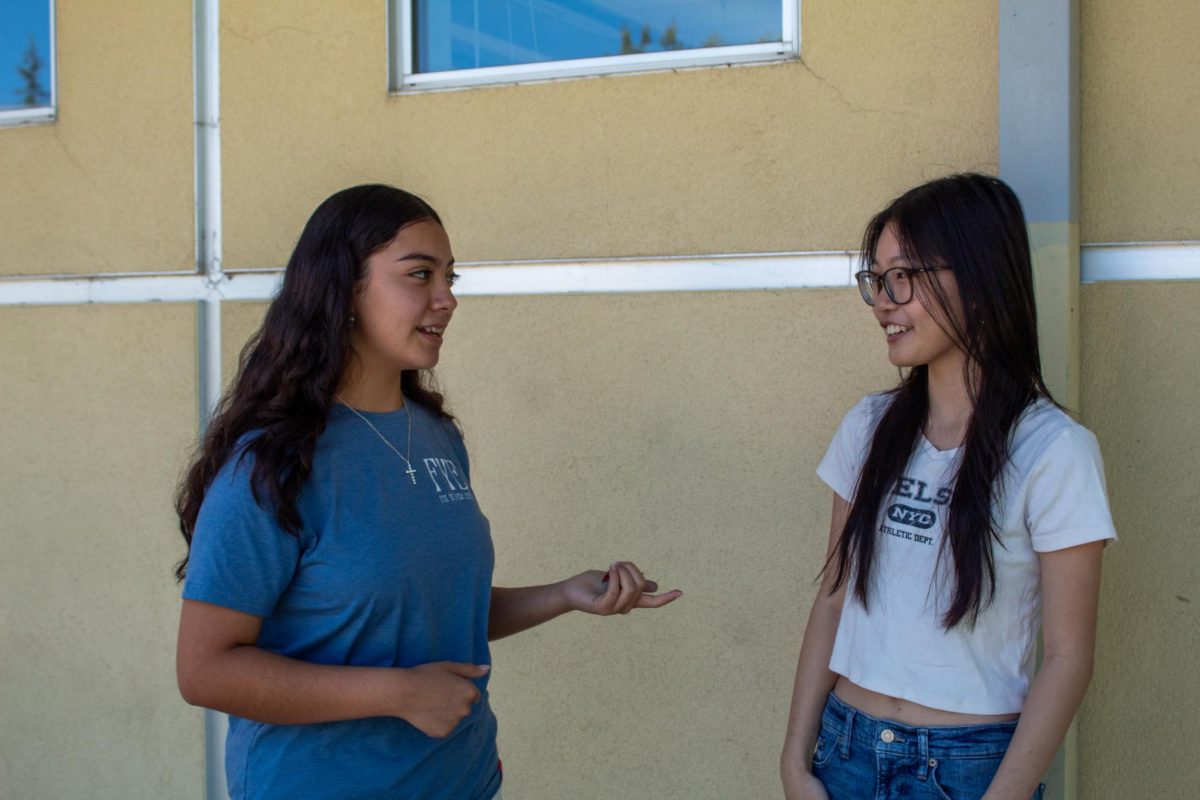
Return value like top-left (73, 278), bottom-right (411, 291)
top-left (561, 561), bottom-right (682, 616)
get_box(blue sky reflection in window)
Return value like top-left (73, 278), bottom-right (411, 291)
top-left (1, 0), bottom-right (53, 111)
top-left (414, 0), bottom-right (780, 73)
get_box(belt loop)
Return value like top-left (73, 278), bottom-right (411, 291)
top-left (840, 708), bottom-right (855, 759)
top-left (917, 729), bottom-right (930, 780)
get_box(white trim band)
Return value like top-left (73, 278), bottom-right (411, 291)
top-left (1, 243), bottom-right (1196, 307)
top-left (456, 252), bottom-right (852, 295)
top-left (1080, 242), bottom-right (1200, 283)
top-left (0, 253), bottom-right (849, 306)
top-left (0, 272), bottom-right (282, 307)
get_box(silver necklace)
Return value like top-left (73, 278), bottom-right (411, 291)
top-left (335, 395), bottom-right (418, 484)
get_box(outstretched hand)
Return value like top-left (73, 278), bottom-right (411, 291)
top-left (561, 561), bottom-right (682, 616)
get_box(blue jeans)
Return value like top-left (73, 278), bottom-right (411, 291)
top-left (812, 692), bottom-right (1045, 800)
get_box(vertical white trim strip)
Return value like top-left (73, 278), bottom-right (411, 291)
top-left (782, 0), bottom-right (801, 54)
top-left (199, 298), bottom-right (222, 417)
top-left (48, 0), bottom-right (57, 112)
top-left (194, 0), bottom-right (228, 798)
top-left (196, 0), bottom-right (222, 282)
top-left (397, 0), bottom-right (415, 89)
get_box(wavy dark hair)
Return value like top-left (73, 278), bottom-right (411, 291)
top-left (174, 184), bottom-right (453, 580)
top-left (826, 173), bottom-right (1055, 628)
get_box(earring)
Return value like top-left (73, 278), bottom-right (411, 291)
top-left (349, 312), bottom-right (356, 326)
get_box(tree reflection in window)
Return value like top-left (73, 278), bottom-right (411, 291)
top-left (414, 0), bottom-right (781, 74)
top-left (2, 0), bottom-right (53, 113)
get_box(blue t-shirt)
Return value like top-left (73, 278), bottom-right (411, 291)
top-left (183, 401), bottom-right (500, 800)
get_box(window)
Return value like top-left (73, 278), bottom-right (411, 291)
top-left (391, 0), bottom-right (798, 91)
top-left (0, 0), bottom-right (55, 126)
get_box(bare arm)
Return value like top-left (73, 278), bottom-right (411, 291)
top-left (176, 599), bottom-right (488, 737)
top-left (982, 540), bottom-right (1105, 800)
top-left (488, 561), bottom-right (682, 641)
top-left (781, 494), bottom-right (850, 800)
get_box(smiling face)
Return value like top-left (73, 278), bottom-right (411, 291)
top-left (870, 222), bottom-right (965, 374)
top-left (350, 219), bottom-right (458, 377)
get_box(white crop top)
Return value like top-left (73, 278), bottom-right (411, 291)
top-left (817, 393), bottom-right (1117, 714)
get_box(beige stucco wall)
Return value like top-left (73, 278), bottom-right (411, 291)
top-left (3, 1), bottom-right (1195, 797)
top-left (220, 0), bottom-right (996, 267)
top-left (1079, 282), bottom-right (1200, 799)
top-left (1077, 8), bottom-right (1200, 795)
top-left (0, 305), bottom-right (203, 798)
top-left (224, 289), bottom-right (895, 797)
top-left (0, 1), bottom-right (194, 276)
top-left (1081, 0), bottom-right (1200, 242)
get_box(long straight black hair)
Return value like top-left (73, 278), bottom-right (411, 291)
top-left (827, 173), bottom-right (1055, 628)
top-left (174, 184), bottom-right (453, 580)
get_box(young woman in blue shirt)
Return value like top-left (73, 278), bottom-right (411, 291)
top-left (175, 184), bottom-right (680, 799)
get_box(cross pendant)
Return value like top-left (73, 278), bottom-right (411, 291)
top-left (405, 464), bottom-right (418, 484)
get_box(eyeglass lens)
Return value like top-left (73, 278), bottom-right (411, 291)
top-left (856, 268), bottom-right (915, 306)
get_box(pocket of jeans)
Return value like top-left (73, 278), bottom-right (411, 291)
top-left (929, 755), bottom-right (1004, 800)
top-left (811, 730), bottom-right (838, 769)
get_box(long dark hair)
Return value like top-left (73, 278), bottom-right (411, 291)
top-left (827, 173), bottom-right (1054, 628)
top-left (174, 184), bottom-right (453, 580)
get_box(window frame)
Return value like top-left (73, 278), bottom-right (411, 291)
top-left (388, 0), bottom-right (800, 92)
top-left (0, 0), bottom-right (57, 127)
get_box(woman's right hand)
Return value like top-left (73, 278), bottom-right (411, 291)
top-left (781, 766), bottom-right (830, 800)
top-left (394, 661), bottom-right (490, 738)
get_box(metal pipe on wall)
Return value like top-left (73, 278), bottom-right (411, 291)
top-left (193, 0), bottom-right (228, 797)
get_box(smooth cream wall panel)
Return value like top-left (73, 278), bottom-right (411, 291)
top-left (0, 1), bottom-right (194, 276)
top-left (221, 1), bottom-right (996, 267)
top-left (1081, 1), bottom-right (1200, 242)
top-left (0, 305), bottom-right (202, 798)
top-left (225, 290), bottom-right (894, 797)
top-left (1079, 283), bottom-right (1200, 798)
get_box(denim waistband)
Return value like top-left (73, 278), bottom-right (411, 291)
top-left (822, 691), bottom-right (1017, 762)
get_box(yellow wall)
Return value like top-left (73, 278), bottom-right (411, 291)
top-left (1081, 0), bottom-right (1200, 242)
top-left (1077, 3), bottom-right (1200, 788)
top-left (0, 1), bottom-right (194, 276)
top-left (220, 0), bottom-right (996, 267)
top-left (0, 305), bottom-right (202, 798)
top-left (1079, 282), bottom-right (1200, 799)
top-left (3, 1), bottom-right (1196, 797)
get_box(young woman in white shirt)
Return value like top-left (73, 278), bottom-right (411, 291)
top-left (781, 173), bottom-right (1116, 800)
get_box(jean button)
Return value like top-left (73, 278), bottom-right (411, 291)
top-left (880, 729), bottom-right (896, 743)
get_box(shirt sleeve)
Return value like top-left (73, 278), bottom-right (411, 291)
top-left (1025, 425), bottom-right (1119, 552)
top-left (182, 451), bottom-right (302, 618)
top-left (817, 396), bottom-right (878, 503)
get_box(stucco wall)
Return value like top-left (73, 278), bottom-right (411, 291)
top-left (219, 0), bottom-right (996, 267)
top-left (2, 1), bottom-right (1195, 797)
top-left (1081, 0), bottom-right (1200, 242)
top-left (0, 1), bottom-right (194, 276)
top-left (1079, 282), bottom-right (1200, 799)
top-left (0, 305), bottom-right (202, 798)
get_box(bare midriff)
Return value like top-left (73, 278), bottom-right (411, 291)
top-left (833, 676), bottom-right (1020, 727)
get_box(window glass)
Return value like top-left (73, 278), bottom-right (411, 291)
top-left (414, 0), bottom-right (782, 74)
top-left (1, 0), bottom-right (54, 113)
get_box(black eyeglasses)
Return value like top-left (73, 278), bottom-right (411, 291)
top-left (854, 266), bottom-right (951, 306)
